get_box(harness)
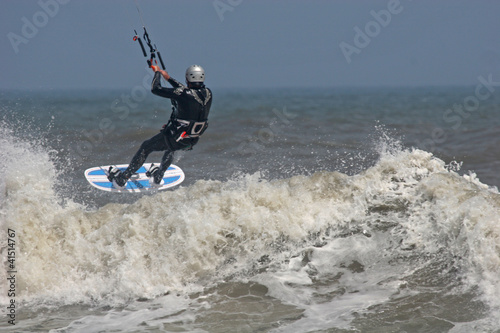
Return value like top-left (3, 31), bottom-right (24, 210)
top-left (174, 119), bottom-right (208, 142)
top-left (170, 87), bottom-right (211, 142)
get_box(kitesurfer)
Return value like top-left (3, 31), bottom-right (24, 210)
top-left (107, 64), bottom-right (212, 188)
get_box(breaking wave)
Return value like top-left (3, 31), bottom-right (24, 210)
top-left (1, 122), bottom-right (499, 331)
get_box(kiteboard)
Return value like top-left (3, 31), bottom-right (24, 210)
top-left (84, 163), bottom-right (184, 193)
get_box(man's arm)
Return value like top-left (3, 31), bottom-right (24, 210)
top-left (151, 66), bottom-right (186, 98)
top-left (151, 71), bottom-right (178, 98)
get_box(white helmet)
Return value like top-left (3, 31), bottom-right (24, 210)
top-left (185, 65), bottom-right (205, 83)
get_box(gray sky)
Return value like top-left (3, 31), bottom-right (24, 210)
top-left (1, 0), bottom-right (500, 90)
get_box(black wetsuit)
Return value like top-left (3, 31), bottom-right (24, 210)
top-left (120, 71), bottom-right (212, 183)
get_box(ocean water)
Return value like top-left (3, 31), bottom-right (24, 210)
top-left (0, 86), bottom-right (500, 332)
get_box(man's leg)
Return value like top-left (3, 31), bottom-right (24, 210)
top-left (149, 137), bottom-right (200, 183)
top-left (153, 150), bottom-right (175, 184)
top-left (120, 132), bottom-right (168, 180)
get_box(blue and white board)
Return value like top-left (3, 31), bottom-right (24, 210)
top-left (84, 163), bottom-right (185, 193)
